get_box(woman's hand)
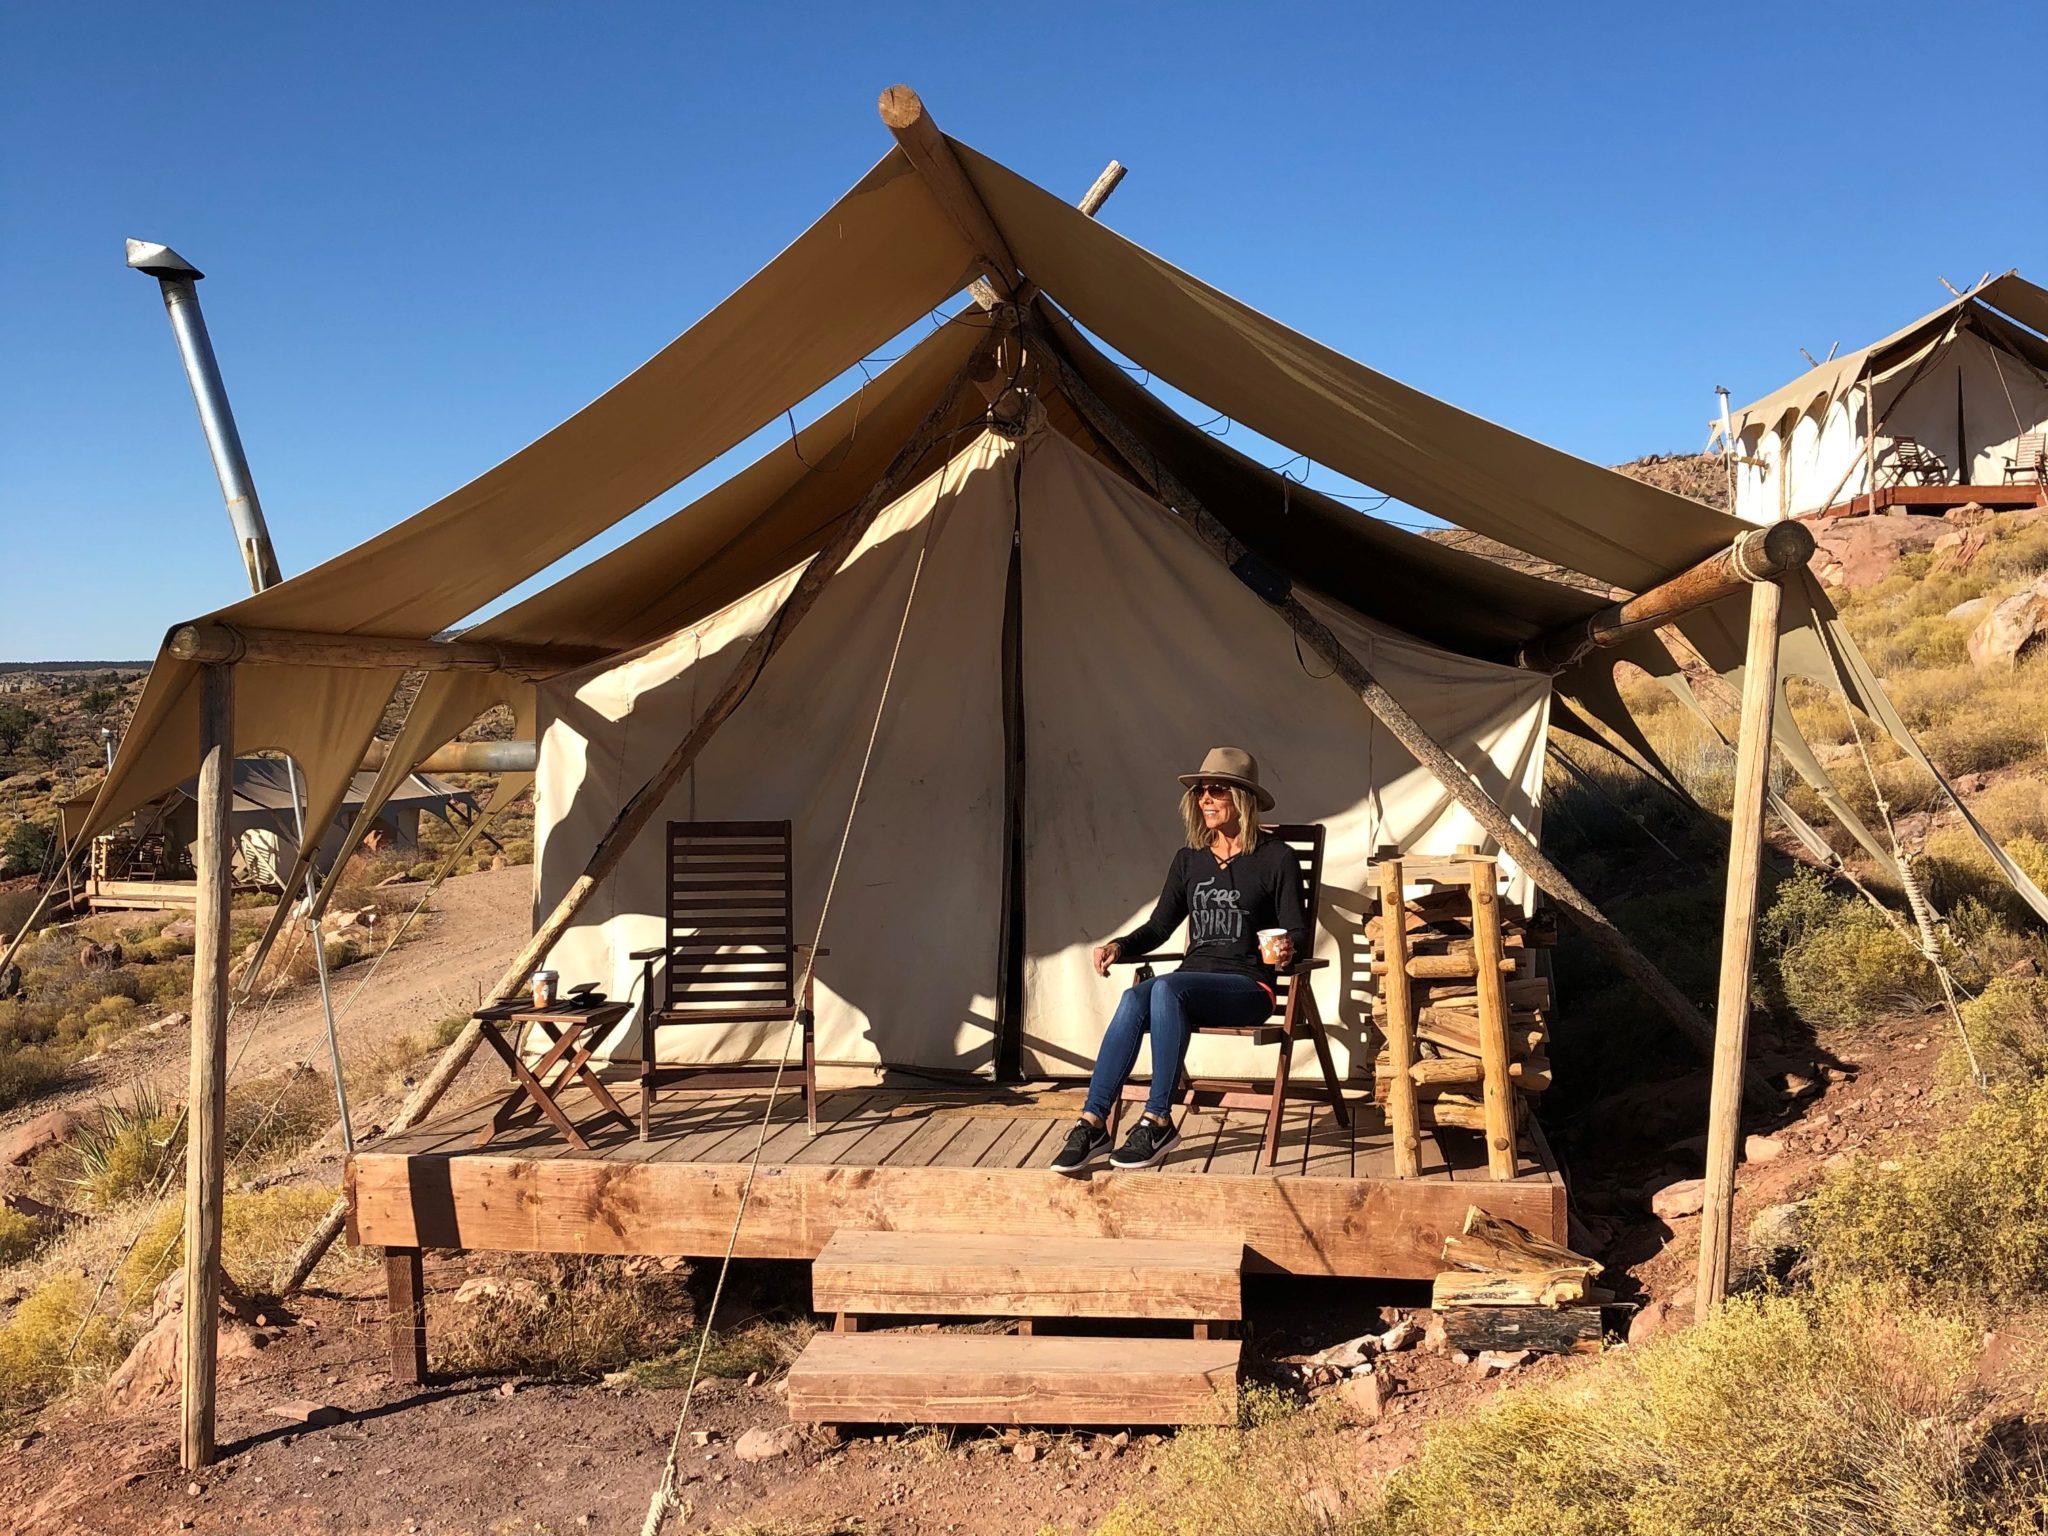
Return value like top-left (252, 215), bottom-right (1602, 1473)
top-left (1092, 941), bottom-right (1121, 978)
top-left (1270, 935), bottom-right (1295, 970)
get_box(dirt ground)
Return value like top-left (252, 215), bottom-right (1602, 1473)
top-left (0, 869), bottom-right (1994, 1536)
top-left (6, 865), bottom-right (531, 1130)
top-left (1, 1250), bottom-right (1600, 1536)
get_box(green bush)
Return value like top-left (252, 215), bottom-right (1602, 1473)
top-left (1357, 1289), bottom-right (2030, 1536)
top-left (1759, 869), bottom-right (1937, 1030)
top-left (1807, 1076), bottom-right (2048, 1310)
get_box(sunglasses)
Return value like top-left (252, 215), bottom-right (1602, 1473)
top-left (1192, 781), bottom-right (1238, 798)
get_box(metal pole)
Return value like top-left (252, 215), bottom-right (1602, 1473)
top-left (126, 241), bottom-right (282, 591)
top-left (128, 238), bottom-right (353, 1150)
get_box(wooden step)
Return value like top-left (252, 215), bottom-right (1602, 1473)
top-left (812, 1232), bottom-right (1242, 1320)
top-left (786, 1332), bottom-right (1240, 1426)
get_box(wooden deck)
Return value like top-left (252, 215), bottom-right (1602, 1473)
top-left (348, 1081), bottom-right (1566, 1279)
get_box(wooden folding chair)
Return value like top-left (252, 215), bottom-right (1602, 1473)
top-left (1882, 435), bottom-right (1949, 487)
top-left (1111, 823), bottom-right (1348, 1169)
top-left (628, 819), bottom-right (822, 1137)
top-left (2004, 432), bottom-right (2046, 487)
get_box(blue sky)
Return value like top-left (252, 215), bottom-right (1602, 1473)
top-left (5, 1), bottom-right (2043, 659)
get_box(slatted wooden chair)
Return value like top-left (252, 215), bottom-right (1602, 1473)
top-left (628, 819), bottom-right (822, 1137)
top-left (1111, 823), bottom-right (1348, 1169)
top-left (1882, 435), bottom-right (1949, 487)
top-left (2004, 432), bottom-right (2046, 487)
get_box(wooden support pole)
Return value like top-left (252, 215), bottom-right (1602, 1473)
top-left (385, 1247), bottom-right (428, 1385)
top-left (1032, 323), bottom-right (1740, 1078)
top-left (1374, 852), bottom-right (1421, 1178)
top-left (1695, 565), bottom-right (1786, 1314)
top-left (1516, 520), bottom-right (1814, 674)
top-left (181, 662), bottom-right (234, 1470)
top-left (279, 349), bottom-right (990, 1298)
top-left (878, 85), bottom-right (1021, 293)
top-left (1464, 848), bottom-right (1518, 1180)
top-left (167, 621), bottom-right (606, 680)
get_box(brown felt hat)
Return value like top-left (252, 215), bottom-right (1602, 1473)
top-left (1178, 746), bottom-right (1274, 812)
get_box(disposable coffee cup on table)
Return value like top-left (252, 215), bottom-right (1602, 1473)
top-left (530, 969), bottom-right (559, 1009)
top-left (1258, 929), bottom-right (1289, 966)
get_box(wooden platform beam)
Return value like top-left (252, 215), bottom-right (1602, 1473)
top-left (812, 1232), bottom-right (1242, 1320)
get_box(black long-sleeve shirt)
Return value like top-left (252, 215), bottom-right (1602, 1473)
top-left (1112, 839), bottom-right (1311, 994)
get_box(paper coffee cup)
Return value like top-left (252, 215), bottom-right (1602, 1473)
top-left (530, 969), bottom-right (559, 1008)
top-left (1258, 929), bottom-right (1288, 965)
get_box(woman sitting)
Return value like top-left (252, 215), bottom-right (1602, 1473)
top-left (1051, 747), bottom-right (1310, 1173)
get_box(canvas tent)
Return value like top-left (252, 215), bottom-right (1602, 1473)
top-left (80, 108), bottom-right (2048, 1090)
top-left (62, 760), bottom-right (475, 890)
top-left (1723, 272), bottom-right (2048, 524)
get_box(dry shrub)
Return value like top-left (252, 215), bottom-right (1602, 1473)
top-left (629, 1317), bottom-right (816, 1388)
top-left (68, 1082), bottom-right (182, 1208)
top-left (1361, 1289), bottom-right (2037, 1536)
top-left (1759, 868), bottom-right (1938, 1029)
top-left (1096, 1386), bottom-right (1367, 1536)
top-left (1807, 1076), bottom-right (2048, 1310)
top-left (0, 1042), bottom-right (65, 1110)
top-left (1956, 976), bottom-right (2048, 1086)
top-left (224, 1065), bottom-right (336, 1169)
top-left (0, 1273), bottom-right (131, 1425)
top-left (0, 1205), bottom-right (44, 1265)
top-left (435, 1256), bottom-right (699, 1379)
top-left (119, 1185), bottom-right (351, 1305)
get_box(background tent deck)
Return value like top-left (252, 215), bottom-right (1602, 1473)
top-left (1724, 271), bottom-right (2048, 525)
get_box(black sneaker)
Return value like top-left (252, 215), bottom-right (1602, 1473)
top-left (1049, 1120), bottom-right (1110, 1174)
top-left (1110, 1116), bottom-right (1181, 1169)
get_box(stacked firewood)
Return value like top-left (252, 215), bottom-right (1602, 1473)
top-left (1367, 865), bottom-right (1556, 1134)
top-left (1432, 1207), bottom-right (1609, 1355)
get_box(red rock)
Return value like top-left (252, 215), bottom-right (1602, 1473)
top-left (1649, 1178), bottom-right (1707, 1220)
top-left (1809, 515), bottom-right (1947, 589)
top-left (1743, 1135), bottom-right (1785, 1163)
top-left (2, 1110), bottom-right (75, 1166)
top-left (1333, 1371), bottom-right (1385, 1424)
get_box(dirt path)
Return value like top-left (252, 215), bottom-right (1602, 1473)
top-left (5, 865), bottom-right (530, 1126)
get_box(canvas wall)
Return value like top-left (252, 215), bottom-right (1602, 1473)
top-left (534, 427), bottom-right (1550, 1081)
top-left (534, 432), bottom-right (1016, 1074)
top-left (1015, 432), bottom-right (1551, 1082)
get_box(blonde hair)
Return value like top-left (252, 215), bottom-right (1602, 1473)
top-left (1180, 785), bottom-right (1264, 853)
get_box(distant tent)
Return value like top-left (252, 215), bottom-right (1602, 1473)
top-left (1724, 272), bottom-right (2048, 524)
top-left (61, 760), bottom-right (474, 890)
top-left (72, 119), bottom-right (2048, 1080)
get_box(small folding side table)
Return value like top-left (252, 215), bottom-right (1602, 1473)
top-left (471, 998), bottom-right (634, 1150)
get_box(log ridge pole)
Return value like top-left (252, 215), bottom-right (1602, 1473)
top-left (1516, 520), bottom-right (1814, 674)
top-left (181, 662), bottom-right (234, 1468)
top-left (879, 85), bottom-right (1021, 295)
top-left (280, 347), bottom-right (991, 1297)
top-left (1695, 558), bottom-right (1786, 1314)
top-left (1033, 323), bottom-right (1743, 1076)
top-left (167, 621), bottom-right (605, 680)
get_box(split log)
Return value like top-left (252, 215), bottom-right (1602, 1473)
top-left (1373, 1055), bottom-right (1551, 1095)
top-left (1442, 1208), bottom-right (1597, 1278)
top-left (167, 621), bottom-right (604, 679)
top-left (1372, 953), bottom-right (1524, 980)
top-left (1416, 1099), bottom-right (1487, 1131)
top-left (1439, 1306), bottom-right (1604, 1355)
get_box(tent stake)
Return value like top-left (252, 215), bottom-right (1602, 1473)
top-left (1695, 564), bottom-right (1785, 1314)
top-left (1034, 323), bottom-right (1740, 1074)
top-left (278, 347), bottom-right (991, 1297)
top-left (181, 661), bottom-right (234, 1469)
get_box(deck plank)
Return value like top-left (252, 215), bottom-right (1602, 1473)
top-left (783, 1093), bottom-right (891, 1166)
top-left (880, 1109), bottom-right (970, 1169)
top-left (928, 1116), bottom-right (1013, 1169)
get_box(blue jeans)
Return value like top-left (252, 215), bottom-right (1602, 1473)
top-left (1082, 970), bottom-right (1273, 1121)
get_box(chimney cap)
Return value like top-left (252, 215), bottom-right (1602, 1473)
top-left (125, 239), bottom-right (204, 281)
